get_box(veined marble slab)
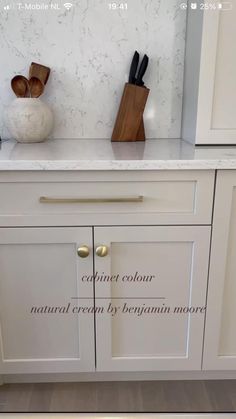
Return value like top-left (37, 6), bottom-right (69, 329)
top-left (0, 0), bottom-right (186, 139)
top-left (1, 138), bottom-right (236, 171)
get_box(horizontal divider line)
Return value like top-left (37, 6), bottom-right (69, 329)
top-left (71, 297), bottom-right (166, 300)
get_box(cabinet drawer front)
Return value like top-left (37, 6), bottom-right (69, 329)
top-left (0, 171), bottom-right (214, 226)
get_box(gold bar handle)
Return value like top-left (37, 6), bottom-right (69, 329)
top-left (39, 196), bottom-right (144, 204)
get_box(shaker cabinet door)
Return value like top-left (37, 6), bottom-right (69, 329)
top-left (0, 227), bottom-right (95, 374)
top-left (204, 171), bottom-right (236, 370)
top-left (195, 8), bottom-right (236, 144)
top-left (94, 226), bottom-right (210, 372)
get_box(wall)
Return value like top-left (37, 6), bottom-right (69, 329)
top-left (0, 0), bottom-right (187, 139)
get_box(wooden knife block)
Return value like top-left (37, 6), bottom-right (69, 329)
top-left (111, 83), bottom-right (150, 142)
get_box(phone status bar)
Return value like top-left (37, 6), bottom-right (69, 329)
top-left (2, 2), bottom-right (73, 10)
top-left (180, 2), bottom-right (232, 10)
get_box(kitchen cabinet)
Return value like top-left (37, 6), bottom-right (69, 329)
top-left (3, 138), bottom-right (236, 379)
top-left (182, 5), bottom-right (236, 145)
top-left (203, 171), bottom-right (236, 369)
top-left (95, 226), bottom-right (211, 371)
top-left (0, 169), bottom-right (214, 377)
top-left (0, 227), bottom-right (95, 374)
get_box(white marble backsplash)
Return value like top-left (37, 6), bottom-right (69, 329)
top-left (0, 0), bottom-right (186, 139)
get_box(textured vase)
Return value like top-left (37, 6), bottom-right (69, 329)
top-left (4, 98), bottom-right (54, 143)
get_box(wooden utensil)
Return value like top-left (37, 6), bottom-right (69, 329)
top-left (29, 62), bottom-right (51, 85)
top-left (29, 77), bottom-right (44, 98)
top-left (11, 75), bottom-right (30, 98)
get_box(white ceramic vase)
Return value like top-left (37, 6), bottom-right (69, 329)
top-left (4, 98), bottom-right (54, 143)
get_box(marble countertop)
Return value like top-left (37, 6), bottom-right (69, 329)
top-left (1, 138), bottom-right (236, 171)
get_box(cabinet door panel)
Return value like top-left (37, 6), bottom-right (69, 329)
top-left (94, 226), bottom-right (210, 372)
top-left (204, 171), bottom-right (236, 369)
top-left (196, 9), bottom-right (236, 144)
top-left (0, 227), bottom-right (94, 374)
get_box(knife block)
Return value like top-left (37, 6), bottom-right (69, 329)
top-left (111, 83), bottom-right (150, 142)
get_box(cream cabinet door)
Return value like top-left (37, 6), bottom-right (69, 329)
top-left (94, 226), bottom-right (210, 372)
top-left (0, 227), bottom-right (94, 374)
top-left (183, 6), bottom-right (236, 144)
top-left (204, 171), bottom-right (236, 370)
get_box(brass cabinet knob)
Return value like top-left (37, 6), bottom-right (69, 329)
top-left (96, 245), bottom-right (109, 257)
top-left (77, 245), bottom-right (90, 258)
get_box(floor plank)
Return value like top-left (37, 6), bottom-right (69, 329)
top-left (0, 384), bottom-right (33, 412)
top-left (202, 381), bottom-right (235, 411)
top-left (28, 383), bottom-right (53, 412)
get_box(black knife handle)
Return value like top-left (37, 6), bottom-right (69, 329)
top-left (128, 51), bottom-right (139, 84)
top-left (136, 54), bottom-right (149, 86)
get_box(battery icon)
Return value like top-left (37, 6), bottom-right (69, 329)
top-left (219, 2), bottom-right (233, 10)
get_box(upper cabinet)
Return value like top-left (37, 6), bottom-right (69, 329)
top-left (182, 3), bottom-right (236, 145)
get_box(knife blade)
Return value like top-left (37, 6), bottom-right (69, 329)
top-left (135, 54), bottom-right (149, 86)
top-left (128, 51), bottom-right (140, 84)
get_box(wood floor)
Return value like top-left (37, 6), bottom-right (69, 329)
top-left (0, 380), bottom-right (236, 412)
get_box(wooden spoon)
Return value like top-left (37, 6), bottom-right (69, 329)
top-left (28, 77), bottom-right (44, 98)
top-left (29, 62), bottom-right (51, 85)
top-left (11, 75), bottom-right (30, 98)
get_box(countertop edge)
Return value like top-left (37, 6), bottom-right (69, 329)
top-left (0, 159), bottom-right (236, 171)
